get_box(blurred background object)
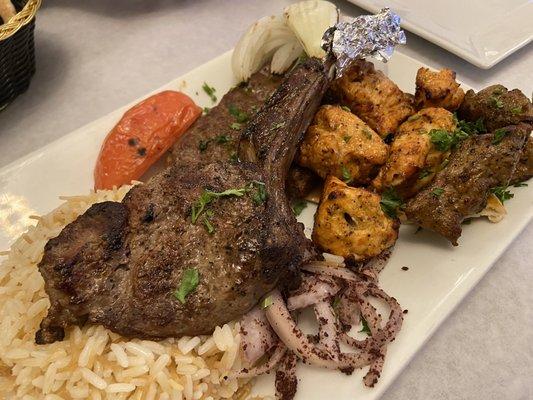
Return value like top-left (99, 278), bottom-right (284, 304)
top-left (0, 0), bottom-right (41, 110)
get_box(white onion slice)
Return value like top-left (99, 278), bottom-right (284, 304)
top-left (284, 1), bottom-right (339, 58)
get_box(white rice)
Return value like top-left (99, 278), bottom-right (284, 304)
top-left (0, 186), bottom-right (252, 399)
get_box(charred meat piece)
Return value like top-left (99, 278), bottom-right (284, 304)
top-left (37, 59), bottom-right (330, 343)
top-left (414, 67), bottom-right (465, 111)
top-left (372, 107), bottom-right (457, 198)
top-left (458, 84), bottom-right (533, 132)
top-left (404, 124), bottom-right (530, 245)
top-left (511, 135), bottom-right (533, 184)
top-left (286, 165), bottom-right (319, 200)
top-left (298, 105), bottom-right (388, 185)
top-left (329, 59), bottom-right (415, 137)
top-left (312, 176), bottom-right (398, 261)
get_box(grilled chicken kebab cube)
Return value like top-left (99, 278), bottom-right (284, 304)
top-left (298, 105), bottom-right (388, 185)
top-left (372, 107), bottom-right (457, 198)
top-left (312, 176), bottom-right (398, 261)
top-left (330, 60), bottom-right (415, 138)
top-left (414, 67), bottom-right (465, 111)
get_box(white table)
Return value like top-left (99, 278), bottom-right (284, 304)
top-left (1, 1), bottom-right (531, 399)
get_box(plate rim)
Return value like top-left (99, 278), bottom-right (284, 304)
top-left (346, 0), bottom-right (533, 69)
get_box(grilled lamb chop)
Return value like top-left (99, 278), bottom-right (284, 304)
top-left (404, 123), bottom-right (530, 245)
top-left (36, 59), bottom-right (329, 344)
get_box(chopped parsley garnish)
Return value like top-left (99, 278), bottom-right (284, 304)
top-left (174, 269), bottom-right (200, 303)
top-left (492, 128), bottom-right (509, 144)
top-left (380, 188), bottom-right (402, 219)
top-left (418, 168), bottom-right (432, 180)
top-left (343, 135), bottom-right (352, 143)
top-left (271, 122), bottom-right (285, 130)
top-left (511, 106), bottom-right (523, 115)
top-left (341, 165), bottom-right (352, 183)
top-left (407, 114), bottom-right (421, 122)
top-left (363, 128), bottom-right (373, 139)
top-left (462, 218), bottom-right (473, 225)
top-left (203, 215), bottom-right (215, 234)
top-left (332, 297), bottom-right (341, 311)
top-left (513, 182), bottom-right (528, 187)
top-left (261, 296), bottom-right (273, 309)
top-left (230, 122), bottom-right (242, 130)
top-left (191, 187), bottom-right (247, 223)
top-left (429, 128), bottom-right (468, 152)
top-left (491, 186), bottom-right (514, 203)
top-left (202, 82), bottom-right (217, 102)
top-left (359, 316), bottom-right (371, 335)
top-left (292, 199), bottom-right (308, 216)
top-left (341, 105), bottom-right (351, 112)
top-left (203, 107), bottom-right (211, 115)
top-left (456, 117), bottom-right (486, 135)
top-left (248, 181), bottom-right (268, 205)
top-left (490, 95), bottom-right (504, 109)
top-left (198, 140), bottom-right (209, 152)
top-left (228, 105), bottom-right (249, 123)
top-left (229, 151), bottom-right (238, 162)
top-left (431, 187), bottom-right (444, 197)
top-left (215, 134), bottom-right (231, 144)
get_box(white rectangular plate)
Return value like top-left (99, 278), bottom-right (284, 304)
top-left (1, 50), bottom-right (531, 400)
top-left (348, 0), bottom-right (533, 69)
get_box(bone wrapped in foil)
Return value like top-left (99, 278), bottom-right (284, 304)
top-left (322, 8), bottom-right (406, 77)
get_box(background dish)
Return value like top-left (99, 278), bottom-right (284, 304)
top-left (0, 50), bottom-right (532, 399)
top-left (347, 0), bottom-right (533, 69)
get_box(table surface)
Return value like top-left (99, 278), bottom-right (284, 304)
top-left (1, 1), bottom-right (532, 399)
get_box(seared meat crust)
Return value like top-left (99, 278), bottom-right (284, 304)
top-left (458, 84), bottom-right (533, 132)
top-left (37, 59), bottom-right (329, 343)
top-left (511, 136), bottom-right (533, 184)
top-left (405, 124), bottom-right (530, 245)
top-left (298, 105), bottom-right (388, 185)
top-left (330, 60), bottom-right (415, 137)
top-left (414, 67), bottom-right (464, 111)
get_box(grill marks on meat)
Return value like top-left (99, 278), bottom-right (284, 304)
top-left (405, 124), bottom-right (529, 245)
top-left (36, 59), bottom-right (329, 343)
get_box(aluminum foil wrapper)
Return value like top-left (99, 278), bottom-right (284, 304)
top-left (322, 8), bottom-right (406, 77)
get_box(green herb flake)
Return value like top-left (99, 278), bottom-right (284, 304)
top-left (513, 182), bottom-right (528, 188)
top-left (215, 134), bottom-right (231, 144)
top-left (363, 128), bottom-right (373, 140)
top-left (490, 95), bottom-right (503, 109)
top-left (203, 107), bottom-right (211, 115)
top-left (431, 187), bottom-right (444, 197)
top-left (492, 128), bottom-right (509, 145)
top-left (380, 188), bottom-right (402, 219)
top-left (491, 186), bottom-right (514, 203)
top-left (174, 269), bottom-right (200, 303)
top-left (462, 217), bottom-right (473, 225)
top-left (511, 106), bottom-right (523, 115)
top-left (407, 114), bottom-right (421, 122)
top-left (332, 297), bottom-right (341, 311)
top-left (228, 104), bottom-right (249, 123)
top-left (359, 315), bottom-right (371, 336)
top-left (457, 118), bottom-right (485, 135)
top-left (418, 168), bottom-right (432, 180)
top-left (341, 105), bottom-right (351, 112)
top-left (203, 216), bottom-right (215, 234)
top-left (191, 187), bottom-right (247, 223)
top-left (341, 165), bottom-right (352, 183)
top-left (261, 296), bottom-right (273, 309)
top-left (198, 140), bottom-right (209, 152)
top-left (249, 181), bottom-right (268, 205)
top-left (202, 82), bottom-right (217, 103)
top-left (292, 199), bottom-right (308, 216)
top-left (230, 122), bottom-right (242, 130)
top-left (343, 135), bottom-right (352, 143)
top-left (229, 152), bottom-right (238, 162)
top-left (429, 127), bottom-right (470, 152)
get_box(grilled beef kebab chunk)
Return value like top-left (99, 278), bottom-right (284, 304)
top-left (404, 123), bottom-right (530, 246)
top-left (457, 84), bottom-right (533, 184)
top-left (36, 59), bottom-right (330, 344)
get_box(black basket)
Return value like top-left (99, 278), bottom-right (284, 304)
top-left (0, 0), bottom-right (37, 111)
